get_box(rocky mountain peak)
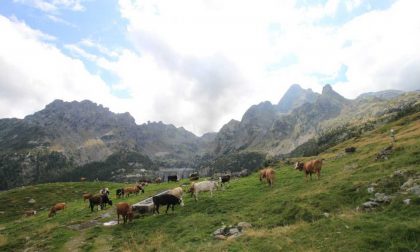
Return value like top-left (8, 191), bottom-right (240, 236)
top-left (277, 84), bottom-right (319, 113)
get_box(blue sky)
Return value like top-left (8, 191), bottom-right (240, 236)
top-left (1, 0), bottom-right (419, 135)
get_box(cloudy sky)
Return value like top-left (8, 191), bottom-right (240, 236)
top-left (1, 0), bottom-right (420, 135)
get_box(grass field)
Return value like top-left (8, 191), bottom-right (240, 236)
top-left (0, 113), bottom-right (419, 251)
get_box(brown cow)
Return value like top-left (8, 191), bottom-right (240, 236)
top-left (124, 184), bottom-right (144, 197)
top-left (83, 193), bottom-right (93, 202)
top-left (116, 202), bottom-right (134, 224)
top-left (25, 210), bottom-right (37, 217)
top-left (48, 203), bottom-right (66, 217)
top-left (295, 159), bottom-right (324, 180)
top-left (259, 168), bottom-right (275, 187)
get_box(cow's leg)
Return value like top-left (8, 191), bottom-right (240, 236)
top-left (172, 204), bottom-right (175, 212)
top-left (194, 192), bottom-right (198, 201)
top-left (117, 214), bottom-right (120, 224)
top-left (166, 204), bottom-right (170, 213)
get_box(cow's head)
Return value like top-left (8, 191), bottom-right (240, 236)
top-left (294, 162), bottom-right (304, 171)
top-left (179, 198), bottom-right (185, 207)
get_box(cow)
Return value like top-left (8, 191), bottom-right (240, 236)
top-left (89, 194), bottom-right (113, 212)
top-left (189, 181), bottom-right (218, 201)
top-left (116, 189), bottom-right (125, 199)
top-left (116, 202), bottom-right (134, 224)
top-left (80, 177), bottom-right (87, 182)
top-left (152, 194), bottom-right (184, 214)
top-left (155, 177), bottom-right (162, 183)
top-left (83, 193), bottom-right (93, 202)
top-left (168, 187), bottom-right (184, 199)
top-left (25, 210), bottom-right (37, 217)
top-left (294, 159), bottom-right (324, 181)
top-left (259, 168), bottom-right (275, 187)
top-left (124, 184), bottom-right (144, 197)
top-left (167, 175), bottom-right (178, 182)
top-left (219, 175), bottom-right (231, 189)
top-left (345, 147), bottom-right (356, 153)
top-left (48, 203), bottom-right (66, 217)
top-left (99, 188), bottom-right (110, 195)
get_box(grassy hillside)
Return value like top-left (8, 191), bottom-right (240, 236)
top-left (0, 113), bottom-right (419, 251)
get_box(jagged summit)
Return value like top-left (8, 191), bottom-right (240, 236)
top-left (277, 84), bottom-right (318, 113)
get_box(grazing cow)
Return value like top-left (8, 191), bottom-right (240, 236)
top-left (116, 189), bottom-right (125, 199)
top-left (345, 147), bottom-right (356, 153)
top-left (167, 175), bottom-right (178, 182)
top-left (189, 181), bottom-right (218, 201)
top-left (116, 202), bottom-right (134, 224)
top-left (25, 210), bottom-right (37, 217)
top-left (219, 175), bottom-right (231, 189)
top-left (259, 168), bottom-right (275, 187)
top-left (83, 193), bottom-right (93, 202)
top-left (153, 194), bottom-right (183, 214)
top-left (155, 177), bottom-right (162, 183)
top-left (89, 194), bottom-right (113, 212)
top-left (80, 177), bottom-right (87, 182)
top-left (99, 188), bottom-right (110, 195)
top-left (48, 203), bottom-right (66, 217)
top-left (294, 159), bottom-right (324, 181)
top-left (168, 187), bottom-right (184, 199)
top-left (124, 184), bottom-right (144, 197)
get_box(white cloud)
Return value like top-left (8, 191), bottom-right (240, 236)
top-left (0, 15), bottom-right (125, 120)
top-left (13, 0), bottom-right (85, 13)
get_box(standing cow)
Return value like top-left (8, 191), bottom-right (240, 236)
top-left (259, 168), bottom-right (275, 187)
top-left (295, 159), bottom-right (324, 181)
top-left (189, 181), bottom-right (218, 201)
top-left (153, 194), bottom-right (184, 214)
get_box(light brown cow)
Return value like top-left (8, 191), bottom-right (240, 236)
top-left (83, 193), bottom-right (93, 202)
top-left (259, 168), bottom-right (275, 187)
top-left (295, 159), bottom-right (324, 180)
top-left (48, 203), bottom-right (66, 217)
top-left (124, 185), bottom-right (144, 197)
top-left (168, 187), bottom-right (184, 199)
top-left (116, 202), bottom-right (133, 224)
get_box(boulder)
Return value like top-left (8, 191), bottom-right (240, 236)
top-left (408, 185), bottom-right (420, 195)
top-left (362, 201), bottom-right (379, 209)
top-left (403, 199), bottom-right (411, 205)
top-left (237, 222), bottom-right (252, 229)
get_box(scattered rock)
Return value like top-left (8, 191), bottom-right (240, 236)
top-left (228, 228), bottom-right (240, 236)
top-left (367, 187), bottom-right (375, 193)
top-left (28, 198), bottom-right (36, 204)
top-left (403, 199), bottom-right (411, 205)
top-left (375, 145), bottom-right (393, 161)
top-left (237, 222), bottom-right (252, 229)
top-left (393, 170), bottom-right (405, 177)
top-left (323, 212), bottom-right (330, 218)
top-left (401, 178), bottom-right (415, 190)
top-left (408, 185), bottom-right (420, 195)
top-left (362, 201), bottom-right (379, 209)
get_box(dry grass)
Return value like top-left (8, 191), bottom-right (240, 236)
top-left (0, 234), bottom-right (7, 247)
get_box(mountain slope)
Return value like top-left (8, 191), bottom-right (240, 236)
top-left (0, 111), bottom-right (419, 251)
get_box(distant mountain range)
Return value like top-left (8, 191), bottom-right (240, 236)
top-left (1, 85), bottom-right (419, 189)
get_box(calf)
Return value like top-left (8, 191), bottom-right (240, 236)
top-left (189, 181), bottom-right (218, 201)
top-left (116, 202), bottom-right (134, 224)
top-left (48, 203), bottom-right (66, 217)
top-left (259, 168), bottom-right (275, 187)
top-left (25, 210), bottom-right (37, 217)
top-left (153, 194), bottom-right (183, 214)
top-left (219, 175), bottom-right (231, 189)
top-left (89, 194), bottom-right (113, 212)
top-left (295, 159), bottom-right (324, 181)
top-left (116, 189), bottom-right (125, 198)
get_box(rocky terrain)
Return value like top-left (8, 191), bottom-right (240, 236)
top-left (0, 85), bottom-right (419, 189)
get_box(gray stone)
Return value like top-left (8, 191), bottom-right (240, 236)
top-left (362, 201), bottom-right (379, 209)
top-left (408, 185), bottom-right (420, 195)
top-left (213, 228), bottom-right (224, 236)
top-left (403, 199), bottom-right (411, 205)
top-left (237, 222), bottom-right (252, 229)
top-left (28, 198), bottom-right (36, 204)
top-left (228, 228), bottom-right (240, 236)
top-left (323, 212), bottom-right (330, 218)
top-left (367, 187), bottom-right (375, 193)
top-left (401, 178), bottom-right (415, 190)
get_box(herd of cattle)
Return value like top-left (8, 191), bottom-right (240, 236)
top-left (39, 159), bottom-right (324, 224)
